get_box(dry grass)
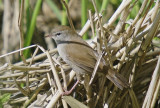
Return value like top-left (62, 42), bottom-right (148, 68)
top-left (0, 0), bottom-right (160, 108)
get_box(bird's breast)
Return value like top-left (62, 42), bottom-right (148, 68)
top-left (57, 44), bottom-right (70, 61)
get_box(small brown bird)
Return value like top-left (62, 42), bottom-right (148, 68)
top-left (46, 26), bottom-right (128, 94)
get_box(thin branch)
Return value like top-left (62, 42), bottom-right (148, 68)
top-left (61, 0), bottom-right (75, 31)
top-left (18, 0), bottom-right (26, 63)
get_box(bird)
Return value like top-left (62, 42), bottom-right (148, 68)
top-left (46, 25), bottom-right (129, 94)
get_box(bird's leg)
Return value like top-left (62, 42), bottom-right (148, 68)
top-left (62, 80), bottom-right (79, 95)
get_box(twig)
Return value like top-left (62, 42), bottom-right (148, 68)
top-left (142, 56), bottom-right (160, 108)
top-left (103, 0), bottom-right (132, 29)
top-left (0, 69), bottom-right (50, 79)
top-left (11, 70), bottom-right (29, 96)
top-left (88, 10), bottom-right (95, 37)
top-left (0, 45), bottom-right (37, 58)
top-left (46, 70), bottom-right (76, 108)
top-left (9, 65), bottom-right (41, 71)
top-left (79, 13), bottom-right (102, 36)
top-left (15, 48), bottom-right (57, 66)
top-left (61, 0), bottom-right (75, 31)
top-left (94, 76), bottom-right (106, 107)
top-left (46, 72), bottom-right (55, 94)
top-left (0, 78), bottom-right (40, 84)
top-left (23, 78), bottom-right (48, 107)
top-left (27, 47), bottom-right (39, 94)
top-left (129, 89), bottom-right (140, 108)
top-left (18, 0), bottom-right (26, 64)
top-left (8, 57), bottom-right (29, 96)
top-left (138, 9), bottom-right (160, 65)
top-left (45, 50), bottom-right (68, 108)
top-left (89, 51), bottom-right (104, 85)
top-left (46, 91), bottom-right (61, 108)
top-left (91, 0), bottom-right (113, 68)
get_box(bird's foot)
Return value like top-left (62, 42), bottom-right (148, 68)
top-left (61, 80), bottom-right (79, 96)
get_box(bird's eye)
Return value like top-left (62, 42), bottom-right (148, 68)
top-left (55, 32), bottom-right (61, 36)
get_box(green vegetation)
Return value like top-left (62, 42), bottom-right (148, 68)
top-left (0, 93), bottom-right (11, 107)
top-left (24, 0), bottom-right (42, 58)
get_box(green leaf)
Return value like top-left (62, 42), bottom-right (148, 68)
top-left (24, 0), bottom-right (42, 58)
top-left (81, 0), bottom-right (88, 39)
top-left (46, 0), bottom-right (62, 21)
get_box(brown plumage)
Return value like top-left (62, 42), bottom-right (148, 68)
top-left (47, 26), bottom-right (129, 90)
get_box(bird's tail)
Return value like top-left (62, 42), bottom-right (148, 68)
top-left (106, 69), bottom-right (129, 90)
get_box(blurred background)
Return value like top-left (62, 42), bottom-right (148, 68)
top-left (0, 0), bottom-right (142, 64)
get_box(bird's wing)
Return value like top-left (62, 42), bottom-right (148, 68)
top-left (65, 43), bottom-right (97, 73)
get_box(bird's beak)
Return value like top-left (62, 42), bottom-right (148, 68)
top-left (45, 34), bottom-right (51, 38)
